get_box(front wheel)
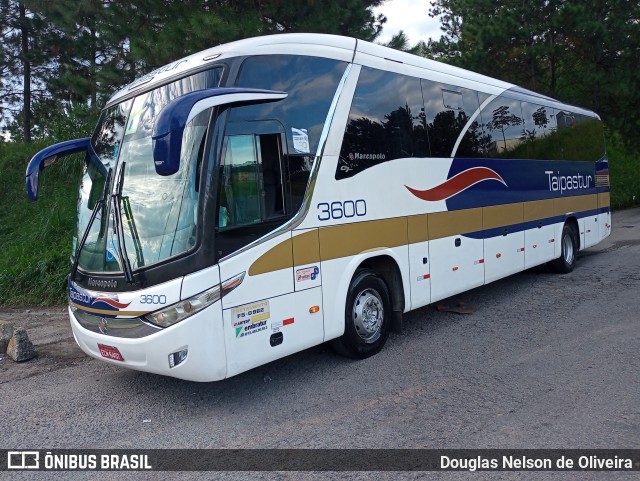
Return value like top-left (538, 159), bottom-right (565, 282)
top-left (331, 269), bottom-right (391, 359)
top-left (548, 223), bottom-right (578, 273)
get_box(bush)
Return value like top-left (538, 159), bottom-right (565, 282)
top-left (607, 133), bottom-right (640, 209)
top-left (0, 142), bottom-right (83, 306)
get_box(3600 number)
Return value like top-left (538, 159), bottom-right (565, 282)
top-left (317, 200), bottom-right (366, 221)
top-left (139, 294), bottom-right (167, 305)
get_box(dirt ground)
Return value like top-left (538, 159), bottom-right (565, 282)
top-left (0, 305), bottom-right (90, 383)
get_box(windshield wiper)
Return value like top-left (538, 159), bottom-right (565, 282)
top-left (70, 167), bottom-right (112, 282)
top-left (113, 163), bottom-right (137, 285)
top-left (121, 195), bottom-right (145, 268)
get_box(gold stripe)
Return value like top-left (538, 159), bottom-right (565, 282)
top-left (248, 194), bottom-right (603, 276)
top-left (428, 207), bottom-right (482, 239)
top-left (483, 203), bottom-right (523, 229)
top-left (319, 217), bottom-right (407, 261)
top-left (292, 230), bottom-right (320, 265)
top-left (598, 192), bottom-right (610, 208)
top-left (555, 194), bottom-right (597, 215)
top-left (247, 237), bottom-right (293, 276)
top-left (524, 199), bottom-right (555, 223)
top-left (71, 302), bottom-right (147, 317)
top-left (407, 214), bottom-right (429, 243)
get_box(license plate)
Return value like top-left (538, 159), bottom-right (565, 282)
top-left (98, 344), bottom-right (124, 362)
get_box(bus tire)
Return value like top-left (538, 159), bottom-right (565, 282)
top-left (332, 269), bottom-right (391, 359)
top-left (548, 223), bottom-right (578, 273)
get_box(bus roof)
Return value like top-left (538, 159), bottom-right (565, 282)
top-left (107, 33), bottom-right (597, 118)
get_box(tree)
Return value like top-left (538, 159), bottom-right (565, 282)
top-left (428, 0), bottom-right (640, 148)
top-left (0, 1), bottom-right (51, 141)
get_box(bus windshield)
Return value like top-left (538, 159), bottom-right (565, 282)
top-left (73, 68), bottom-right (222, 273)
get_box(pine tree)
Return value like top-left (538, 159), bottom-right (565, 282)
top-left (428, 0), bottom-right (640, 148)
top-left (0, 1), bottom-right (50, 141)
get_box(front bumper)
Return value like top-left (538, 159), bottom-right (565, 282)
top-left (69, 302), bottom-right (227, 382)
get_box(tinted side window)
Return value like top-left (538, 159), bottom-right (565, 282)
top-left (550, 112), bottom-right (605, 161)
top-left (518, 104), bottom-right (604, 161)
top-left (231, 55), bottom-right (347, 156)
top-left (337, 68), bottom-right (427, 180)
top-left (571, 114), bottom-right (605, 161)
top-left (479, 97), bottom-right (526, 158)
top-left (518, 103), bottom-right (556, 160)
top-left (422, 81), bottom-right (485, 158)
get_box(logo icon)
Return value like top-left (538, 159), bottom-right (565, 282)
top-left (7, 451), bottom-right (39, 469)
top-left (98, 318), bottom-right (108, 334)
top-left (405, 166), bottom-right (507, 201)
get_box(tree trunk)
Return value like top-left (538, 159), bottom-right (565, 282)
top-left (19, 2), bottom-right (31, 142)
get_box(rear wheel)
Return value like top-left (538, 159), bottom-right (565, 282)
top-left (548, 223), bottom-right (578, 273)
top-left (332, 269), bottom-right (391, 359)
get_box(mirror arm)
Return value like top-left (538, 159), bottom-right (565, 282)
top-left (152, 88), bottom-right (287, 176)
top-left (25, 138), bottom-right (94, 201)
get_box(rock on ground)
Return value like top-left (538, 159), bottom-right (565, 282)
top-left (7, 327), bottom-right (37, 362)
top-left (0, 319), bottom-right (14, 353)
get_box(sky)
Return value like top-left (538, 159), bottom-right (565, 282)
top-left (373, 0), bottom-right (443, 45)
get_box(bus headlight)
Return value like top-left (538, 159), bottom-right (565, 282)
top-left (144, 271), bottom-right (245, 328)
top-left (145, 285), bottom-right (221, 327)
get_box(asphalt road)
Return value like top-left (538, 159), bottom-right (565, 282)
top-left (1, 208), bottom-right (639, 480)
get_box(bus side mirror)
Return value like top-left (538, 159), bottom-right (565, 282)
top-left (152, 88), bottom-right (287, 176)
top-left (25, 137), bottom-right (92, 200)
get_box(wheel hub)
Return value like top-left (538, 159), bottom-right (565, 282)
top-left (562, 234), bottom-right (574, 264)
top-left (352, 289), bottom-right (384, 343)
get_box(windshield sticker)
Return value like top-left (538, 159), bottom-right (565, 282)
top-left (105, 239), bottom-right (119, 264)
top-left (124, 104), bottom-right (144, 135)
top-left (296, 266), bottom-right (319, 282)
top-left (292, 128), bottom-right (310, 154)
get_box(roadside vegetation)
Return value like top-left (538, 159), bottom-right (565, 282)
top-left (0, 142), bottom-right (82, 306)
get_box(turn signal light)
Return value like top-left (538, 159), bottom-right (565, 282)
top-left (309, 306), bottom-right (320, 314)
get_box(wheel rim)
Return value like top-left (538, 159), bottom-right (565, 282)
top-left (562, 232), bottom-right (575, 264)
top-left (352, 288), bottom-right (384, 344)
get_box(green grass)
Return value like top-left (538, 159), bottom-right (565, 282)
top-left (0, 142), bottom-right (83, 306)
top-left (0, 131), bottom-right (638, 307)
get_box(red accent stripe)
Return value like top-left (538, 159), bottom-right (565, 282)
top-left (283, 318), bottom-right (295, 326)
top-left (405, 167), bottom-right (507, 201)
top-left (423, 274), bottom-right (430, 280)
top-left (93, 297), bottom-right (132, 309)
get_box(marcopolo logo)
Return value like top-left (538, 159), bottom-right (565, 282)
top-left (88, 278), bottom-right (118, 289)
top-left (348, 152), bottom-right (386, 161)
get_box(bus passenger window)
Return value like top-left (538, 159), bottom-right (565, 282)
top-left (217, 134), bottom-right (286, 229)
top-left (422, 81), bottom-right (482, 158)
top-left (337, 67), bottom-right (426, 179)
top-left (479, 97), bottom-right (525, 158)
top-left (219, 135), bottom-right (260, 228)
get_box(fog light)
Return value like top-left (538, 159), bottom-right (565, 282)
top-left (168, 349), bottom-right (188, 368)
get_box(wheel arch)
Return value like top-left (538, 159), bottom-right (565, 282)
top-left (358, 254), bottom-right (405, 333)
top-left (564, 215), bottom-right (581, 250)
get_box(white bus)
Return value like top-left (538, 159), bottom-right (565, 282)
top-left (27, 34), bottom-right (610, 381)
